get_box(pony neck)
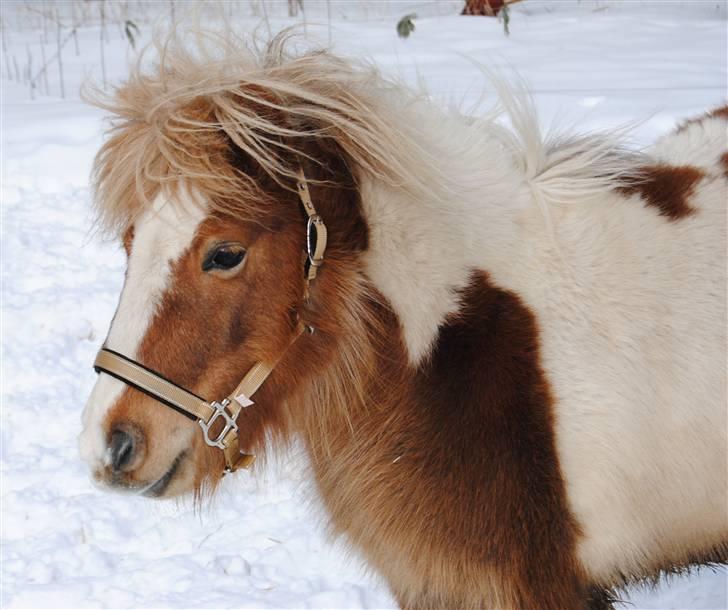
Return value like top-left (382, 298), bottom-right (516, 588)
top-left (291, 103), bottom-right (532, 463)
top-left (357, 102), bottom-right (528, 366)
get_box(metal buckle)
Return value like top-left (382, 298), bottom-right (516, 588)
top-left (306, 215), bottom-right (326, 267)
top-left (199, 399), bottom-right (238, 449)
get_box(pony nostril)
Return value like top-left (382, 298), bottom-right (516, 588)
top-left (109, 429), bottom-right (135, 472)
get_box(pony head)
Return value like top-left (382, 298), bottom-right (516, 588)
top-left (78, 34), bottom-right (421, 498)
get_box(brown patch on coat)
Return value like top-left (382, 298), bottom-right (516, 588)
top-left (617, 164), bottom-right (704, 221)
top-left (675, 104), bottom-right (728, 134)
top-left (286, 271), bottom-right (589, 609)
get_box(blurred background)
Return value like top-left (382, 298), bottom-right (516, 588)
top-left (1, 1), bottom-right (726, 608)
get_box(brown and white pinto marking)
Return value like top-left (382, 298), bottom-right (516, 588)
top-left (78, 37), bottom-right (727, 609)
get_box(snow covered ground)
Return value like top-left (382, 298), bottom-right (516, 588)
top-left (1, 1), bottom-right (727, 608)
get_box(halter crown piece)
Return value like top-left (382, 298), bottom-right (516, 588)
top-left (93, 168), bottom-right (327, 474)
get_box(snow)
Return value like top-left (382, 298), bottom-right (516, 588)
top-left (1, 2), bottom-right (726, 608)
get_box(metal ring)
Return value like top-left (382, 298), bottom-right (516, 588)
top-left (199, 399), bottom-right (238, 449)
top-left (306, 215), bottom-right (327, 267)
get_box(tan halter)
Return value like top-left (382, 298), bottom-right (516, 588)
top-left (93, 168), bottom-right (326, 474)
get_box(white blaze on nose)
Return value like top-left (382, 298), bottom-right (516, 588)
top-left (79, 192), bottom-right (207, 466)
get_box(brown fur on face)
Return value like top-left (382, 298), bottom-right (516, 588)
top-left (617, 164), bottom-right (705, 221)
top-left (101, 124), bottom-right (371, 496)
top-left (103, 204), bottom-right (308, 496)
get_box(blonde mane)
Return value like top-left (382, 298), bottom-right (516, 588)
top-left (86, 28), bottom-right (647, 244)
top-left (85, 31), bottom-right (449, 235)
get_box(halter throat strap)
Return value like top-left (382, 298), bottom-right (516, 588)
top-left (92, 169), bottom-right (324, 474)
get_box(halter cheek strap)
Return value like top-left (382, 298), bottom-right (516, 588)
top-left (92, 169), bottom-right (325, 474)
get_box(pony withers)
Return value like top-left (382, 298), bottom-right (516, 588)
top-left (79, 35), bottom-right (727, 609)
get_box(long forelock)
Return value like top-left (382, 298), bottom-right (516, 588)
top-left (85, 30), bottom-right (446, 238)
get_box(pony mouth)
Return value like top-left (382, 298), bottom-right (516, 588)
top-left (142, 452), bottom-right (186, 498)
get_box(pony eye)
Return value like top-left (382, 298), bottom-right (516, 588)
top-left (203, 244), bottom-right (246, 272)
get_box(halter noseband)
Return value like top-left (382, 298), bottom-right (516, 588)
top-left (92, 168), bottom-right (327, 474)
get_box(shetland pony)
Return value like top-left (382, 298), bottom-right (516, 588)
top-left (79, 35), bottom-right (727, 609)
